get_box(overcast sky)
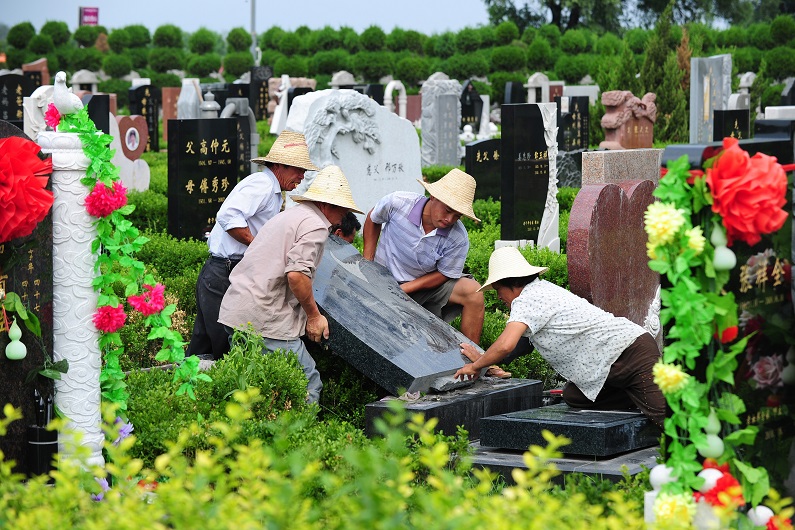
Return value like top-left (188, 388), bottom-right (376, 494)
top-left (4, 0), bottom-right (492, 36)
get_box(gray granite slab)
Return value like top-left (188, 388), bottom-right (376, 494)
top-left (365, 378), bottom-right (542, 439)
top-left (479, 403), bottom-right (660, 457)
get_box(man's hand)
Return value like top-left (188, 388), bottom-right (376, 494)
top-left (305, 314), bottom-right (330, 343)
top-left (454, 362), bottom-right (481, 381)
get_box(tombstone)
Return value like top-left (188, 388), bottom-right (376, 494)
top-left (131, 78), bottom-right (151, 88)
top-left (352, 84), bottom-right (384, 106)
top-left (0, 73), bottom-right (34, 129)
top-left (739, 72), bottom-right (756, 95)
top-left (0, 121), bottom-right (55, 477)
top-left (781, 77), bottom-right (795, 106)
top-left (555, 95), bottom-right (589, 152)
top-left (177, 78), bottom-right (202, 120)
top-left (167, 118), bottom-right (238, 240)
top-left (329, 70), bottom-right (356, 89)
top-left (69, 69), bottom-right (99, 93)
top-left (22, 57), bottom-right (49, 86)
top-left (420, 78), bottom-right (462, 167)
top-left (115, 115), bottom-right (148, 160)
top-left (249, 65), bottom-right (272, 120)
top-left (219, 97), bottom-right (259, 179)
top-left (689, 54), bottom-right (732, 144)
top-left (405, 94), bottom-right (422, 125)
top-left (460, 80), bottom-right (483, 132)
top-left (713, 109), bottom-right (750, 141)
top-left (111, 114), bottom-right (150, 191)
top-left (525, 72), bottom-right (550, 104)
top-left (582, 149), bottom-right (662, 187)
top-left (500, 103), bottom-right (560, 251)
top-left (23, 85), bottom-right (53, 142)
top-left (764, 106), bottom-right (795, 120)
top-left (465, 138), bottom-right (501, 201)
top-left (477, 94), bottom-right (492, 138)
top-left (287, 86), bottom-right (313, 112)
top-left (549, 81), bottom-right (565, 101)
top-left (504, 81), bottom-right (526, 104)
top-left (81, 93), bottom-right (110, 135)
top-left (384, 79), bottom-right (407, 119)
top-left (128, 84), bottom-right (160, 152)
top-left (563, 84), bottom-right (600, 106)
top-left (600, 91), bottom-right (657, 150)
top-left (285, 89), bottom-right (424, 216)
top-left (269, 74), bottom-right (291, 135)
top-left (662, 127), bottom-right (794, 171)
top-left (161, 86), bottom-right (180, 143)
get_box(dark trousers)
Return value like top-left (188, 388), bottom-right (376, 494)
top-left (562, 333), bottom-right (666, 430)
top-left (186, 256), bottom-right (239, 360)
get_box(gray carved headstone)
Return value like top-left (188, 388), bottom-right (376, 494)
top-left (285, 89), bottom-right (423, 216)
top-left (420, 78), bottom-right (462, 167)
top-left (313, 236), bottom-right (483, 395)
top-left (690, 54), bottom-right (732, 143)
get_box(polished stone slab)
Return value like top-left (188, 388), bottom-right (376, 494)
top-left (479, 403), bottom-right (660, 457)
top-left (365, 378), bottom-right (542, 439)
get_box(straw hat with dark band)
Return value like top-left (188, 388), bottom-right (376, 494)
top-left (291, 165), bottom-right (363, 214)
top-left (478, 246), bottom-right (549, 292)
top-left (418, 168), bottom-right (480, 222)
top-left (251, 130), bottom-right (320, 171)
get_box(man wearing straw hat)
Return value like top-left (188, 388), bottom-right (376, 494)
top-left (218, 165), bottom-right (362, 403)
top-left (363, 168), bottom-right (510, 378)
top-left (454, 246), bottom-right (665, 429)
top-left (187, 131), bottom-right (320, 360)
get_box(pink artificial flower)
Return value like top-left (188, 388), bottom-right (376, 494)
top-left (92, 304), bottom-right (127, 333)
top-left (127, 284), bottom-right (166, 316)
top-left (45, 103), bottom-right (61, 129)
top-left (84, 181), bottom-right (128, 218)
top-left (752, 354), bottom-right (784, 389)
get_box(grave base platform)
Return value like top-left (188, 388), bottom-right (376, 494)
top-left (471, 442), bottom-right (659, 485)
top-left (479, 403), bottom-right (660, 457)
top-left (365, 378), bottom-right (542, 439)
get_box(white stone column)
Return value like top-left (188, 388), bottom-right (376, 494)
top-left (38, 131), bottom-right (104, 468)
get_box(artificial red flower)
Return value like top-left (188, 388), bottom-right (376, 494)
top-left (92, 304), bottom-right (127, 333)
top-left (714, 325), bottom-right (738, 344)
top-left (127, 284), bottom-right (166, 316)
top-left (44, 103), bottom-right (61, 129)
top-left (702, 458), bottom-right (730, 473)
top-left (696, 473), bottom-right (745, 509)
top-left (137, 479), bottom-right (158, 491)
top-left (768, 514), bottom-right (794, 530)
top-left (0, 136), bottom-right (54, 243)
top-left (84, 181), bottom-right (128, 218)
top-left (706, 137), bottom-right (788, 246)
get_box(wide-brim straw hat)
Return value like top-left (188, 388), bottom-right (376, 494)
top-left (291, 165), bottom-right (363, 214)
top-left (479, 246), bottom-right (549, 292)
top-left (251, 130), bottom-right (320, 171)
top-left (418, 168), bottom-right (480, 222)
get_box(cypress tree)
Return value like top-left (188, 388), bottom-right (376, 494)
top-left (656, 52), bottom-right (689, 144)
top-left (640, 0), bottom-right (674, 95)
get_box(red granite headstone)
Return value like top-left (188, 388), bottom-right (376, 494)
top-left (115, 115), bottom-right (149, 160)
top-left (22, 58), bottom-right (50, 86)
top-left (161, 86), bottom-right (180, 143)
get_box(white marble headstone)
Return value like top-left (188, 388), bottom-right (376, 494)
top-left (285, 89), bottom-right (423, 216)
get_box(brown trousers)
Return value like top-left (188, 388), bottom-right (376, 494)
top-left (562, 332), bottom-right (666, 430)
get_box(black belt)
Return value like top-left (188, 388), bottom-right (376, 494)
top-left (209, 255), bottom-right (242, 272)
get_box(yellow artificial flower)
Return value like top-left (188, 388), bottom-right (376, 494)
top-left (654, 492), bottom-right (696, 528)
top-left (647, 241), bottom-right (663, 261)
top-left (653, 362), bottom-right (690, 394)
top-left (686, 226), bottom-right (706, 255)
top-left (644, 202), bottom-right (687, 246)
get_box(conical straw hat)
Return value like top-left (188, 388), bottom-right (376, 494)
top-left (251, 130), bottom-right (319, 171)
top-left (418, 168), bottom-right (480, 222)
top-left (479, 246), bottom-right (548, 292)
top-left (291, 165), bottom-right (363, 214)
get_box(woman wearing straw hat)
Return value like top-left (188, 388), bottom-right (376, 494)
top-left (362, 168), bottom-right (509, 378)
top-left (218, 165), bottom-right (362, 404)
top-left (454, 246), bottom-right (665, 429)
top-left (188, 131), bottom-right (320, 360)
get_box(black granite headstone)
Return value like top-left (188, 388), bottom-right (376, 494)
top-left (479, 404), bottom-right (660, 457)
top-left (249, 66), bottom-right (273, 121)
top-left (780, 77), bottom-right (795, 106)
top-left (713, 109), bottom-right (750, 142)
top-left (555, 95), bottom-right (589, 152)
top-left (287, 87), bottom-right (313, 112)
top-left (661, 132), bottom-right (794, 169)
top-left (504, 81), bottom-right (525, 104)
top-left (128, 85), bottom-right (160, 152)
top-left (500, 104), bottom-right (550, 242)
top-left (227, 83), bottom-right (249, 100)
top-left (0, 74), bottom-right (34, 129)
top-left (313, 236), bottom-right (484, 396)
top-left (465, 138), bottom-right (501, 201)
top-left (353, 84), bottom-right (384, 106)
top-left (23, 71), bottom-right (42, 89)
top-left (167, 118), bottom-right (238, 240)
top-left (81, 93), bottom-right (110, 136)
top-left (235, 111), bottom-right (251, 181)
top-left (460, 80), bottom-right (483, 132)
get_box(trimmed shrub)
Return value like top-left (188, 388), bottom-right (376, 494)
top-left (360, 25), bottom-right (386, 51)
top-left (5, 48), bottom-right (34, 70)
top-left (385, 27), bottom-right (407, 52)
top-left (766, 46), bottom-right (795, 80)
top-left (273, 55), bottom-right (308, 77)
top-left (134, 230), bottom-right (208, 280)
top-left (227, 27), bottom-right (251, 52)
top-left (278, 32), bottom-right (300, 56)
top-left (748, 23), bottom-right (774, 50)
top-left (521, 26), bottom-right (537, 45)
top-left (125, 24), bottom-right (151, 47)
top-left (478, 26), bottom-right (497, 47)
top-left (340, 26), bottom-right (360, 52)
top-left (152, 24), bottom-right (183, 48)
top-left (433, 32), bottom-right (457, 59)
top-left (595, 32), bottom-right (623, 56)
top-left (718, 26), bottom-right (748, 48)
top-left (189, 27), bottom-right (217, 54)
top-left (557, 186), bottom-right (579, 212)
top-left (148, 47), bottom-right (184, 73)
top-left (403, 30), bottom-right (425, 54)
top-left (40, 20), bottom-right (71, 46)
top-left (28, 34), bottom-right (55, 55)
top-left (686, 23), bottom-right (716, 53)
top-left (70, 47), bottom-right (104, 71)
top-left (107, 28), bottom-right (131, 53)
top-left (733, 47), bottom-right (763, 74)
top-left (74, 25), bottom-right (104, 47)
top-left (126, 47), bottom-right (149, 69)
top-left (495, 21), bottom-right (520, 45)
top-left (102, 53), bottom-right (133, 78)
top-left (455, 27), bottom-right (481, 54)
top-left (186, 53), bottom-right (222, 78)
top-left (7, 22), bottom-right (36, 49)
top-left (310, 49), bottom-right (350, 76)
top-left (395, 55), bottom-right (431, 87)
top-left (554, 54), bottom-right (590, 84)
top-left (314, 26), bottom-right (342, 51)
top-left (352, 51), bottom-right (393, 82)
top-left (224, 51), bottom-right (255, 77)
top-left (149, 72), bottom-right (182, 88)
top-left (445, 53), bottom-right (489, 79)
top-left (260, 26), bottom-right (285, 49)
top-left (261, 49), bottom-right (285, 68)
top-left (526, 36), bottom-right (554, 70)
top-left (539, 24), bottom-right (561, 47)
top-left (560, 29), bottom-right (588, 54)
top-left (491, 45), bottom-right (526, 72)
top-left (771, 15), bottom-right (795, 44)
top-left (624, 27), bottom-right (649, 54)
top-left (98, 79), bottom-right (132, 108)
top-left (488, 70), bottom-right (526, 105)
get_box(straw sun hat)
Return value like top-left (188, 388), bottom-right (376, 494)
top-left (478, 246), bottom-right (549, 292)
top-left (251, 130), bottom-right (320, 171)
top-left (291, 165), bottom-right (363, 214)
top-left (418, 168), bottom-right (481, 222)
